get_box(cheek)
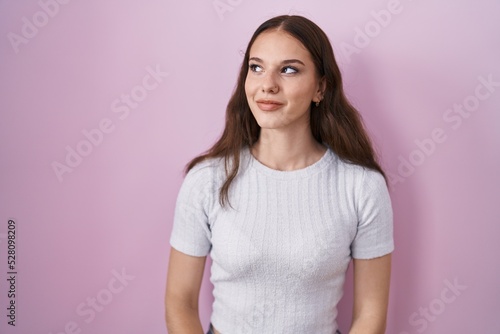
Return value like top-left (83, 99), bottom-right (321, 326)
top-left (244, 79), bottom-right (257, 113)
top-left (289, 82), bottom-right (315, 102)
top-left (287, 83), bottom-right (314, 102)
top-left (244, 76), bottom-right (256, 95)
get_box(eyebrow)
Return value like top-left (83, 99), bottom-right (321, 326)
top-left (249, 57), bottom-right (305, 66)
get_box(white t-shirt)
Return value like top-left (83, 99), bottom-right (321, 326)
top-left (170, 145), bottom-right (394, 334)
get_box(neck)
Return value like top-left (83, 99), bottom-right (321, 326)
top-left (251, 124), bottom-right (326, 171)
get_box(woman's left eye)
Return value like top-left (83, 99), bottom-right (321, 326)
top-left (282, 66), bottom-right (298, 74)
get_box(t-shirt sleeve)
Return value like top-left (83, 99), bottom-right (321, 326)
top-left (169, 164), bottom-right (213, 257)
top-left (351, 168), bottom-right (394, 259)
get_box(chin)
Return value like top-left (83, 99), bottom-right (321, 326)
top-left (251, 115), bottom-right (276, 127)
top-left (256, 122), bottom-right (286, 130)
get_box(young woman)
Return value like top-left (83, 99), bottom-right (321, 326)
top-left (165, 15), bottom-right (394, 334)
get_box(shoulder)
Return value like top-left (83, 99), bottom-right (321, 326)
top-left (174, 156), bottom-right (226, 215)
top-left (185, 147), bottom-right (253, 182)
top-left (186, 156), bottom-right (224, 178)
top-left (182, 156), bottom-right (225, 192)
top-left (328, 151), bottom-right (388, 197)
top-left (330, 151), bottom-right (383, 182)
top-left (344, 164), bottom-right (391, 217)
top-left (178, 151), bottom-right (251, 212)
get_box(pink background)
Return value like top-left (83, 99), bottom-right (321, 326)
top-left (1, 1), bottom-right (499, 333)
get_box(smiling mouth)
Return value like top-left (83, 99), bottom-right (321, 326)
top-left (256, 100), bottom-right (284, 111)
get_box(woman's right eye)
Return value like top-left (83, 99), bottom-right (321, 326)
top-left (249, 64), bottom-right (263, 72)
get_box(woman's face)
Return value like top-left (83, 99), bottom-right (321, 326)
top-left (245, 29), bottom-right (324, 132)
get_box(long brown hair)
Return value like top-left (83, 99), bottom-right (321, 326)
top-left (185, 15), bottom-right (387, 207)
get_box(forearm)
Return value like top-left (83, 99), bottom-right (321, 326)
top-left (348, 314), bottom-right (386, 334)
top-left (165, 303), bottom-right (204, 334)
top-left (349, 255), bottom-right (391, 334)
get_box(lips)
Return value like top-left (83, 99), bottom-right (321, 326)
top-left (255, 99), bottom-right (284, 111)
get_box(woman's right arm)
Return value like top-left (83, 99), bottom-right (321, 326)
top-left (165, 247), bottom-right (207, 334)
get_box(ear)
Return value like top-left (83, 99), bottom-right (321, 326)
top-left (315, 76), bottom-right (327, 101)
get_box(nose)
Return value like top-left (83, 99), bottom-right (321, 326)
top-left (261, 71), bottom-right (279, 93)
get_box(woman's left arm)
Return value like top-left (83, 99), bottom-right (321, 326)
top-left (349, 253), bottom-right (392, 334)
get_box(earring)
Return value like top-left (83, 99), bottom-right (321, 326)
top-left (315, 101), bottom-right (320, 107)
